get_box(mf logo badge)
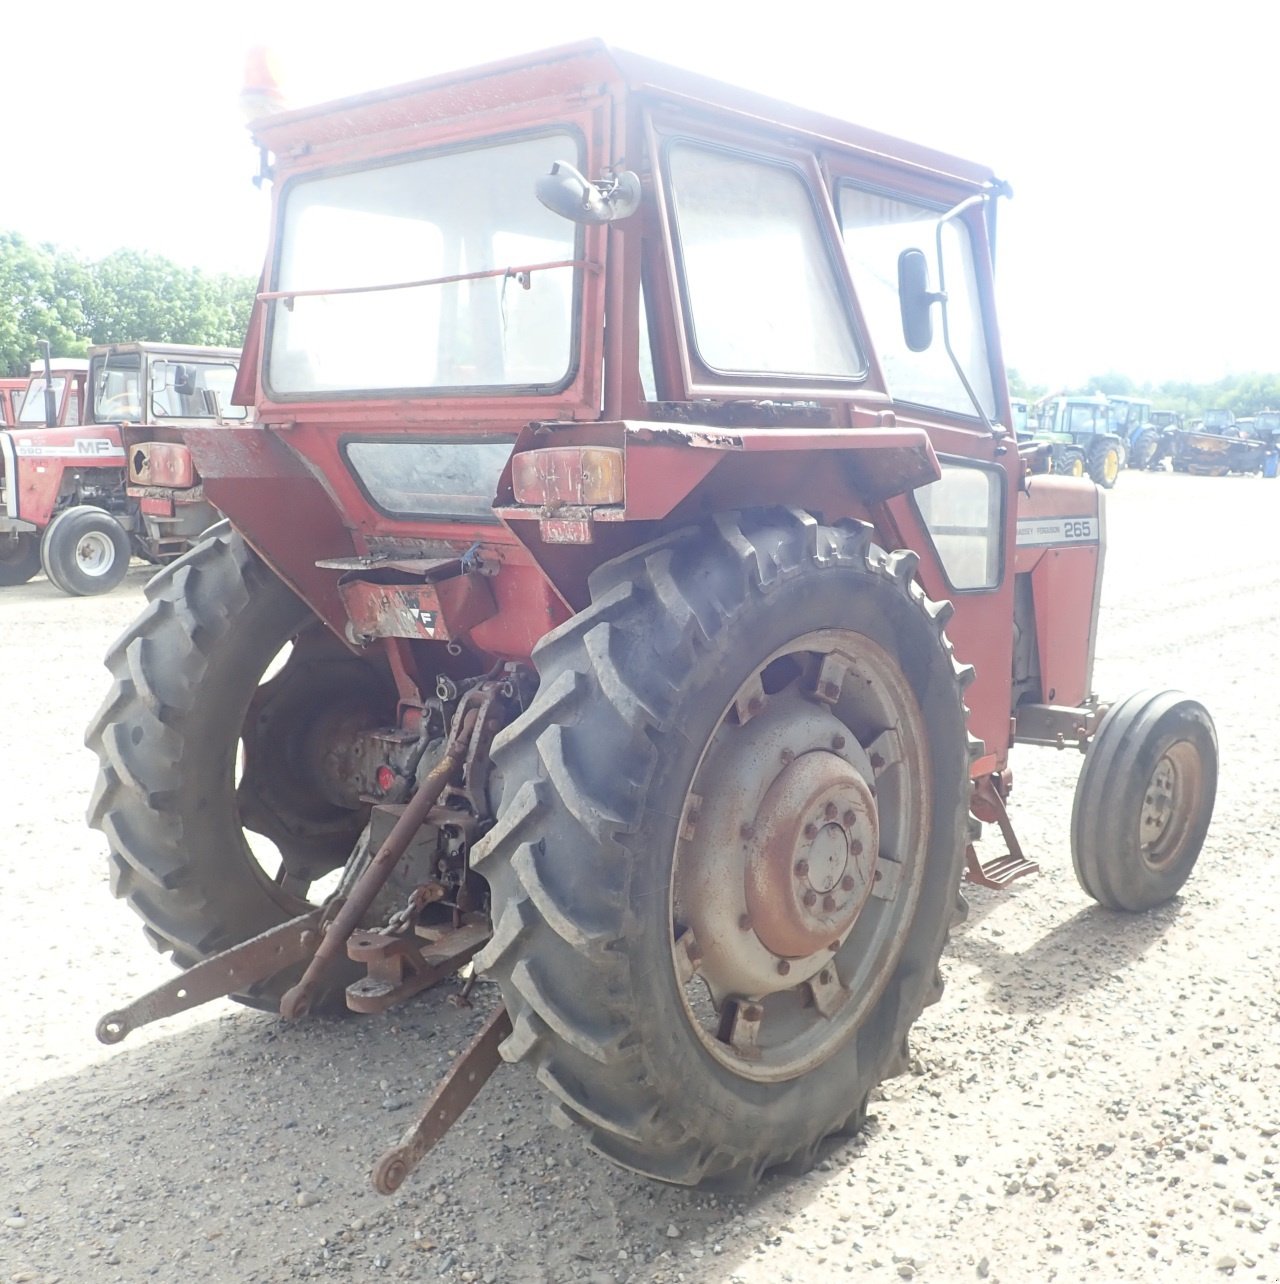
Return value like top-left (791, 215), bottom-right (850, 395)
top-left (400, 591), bottom-right (437, 636)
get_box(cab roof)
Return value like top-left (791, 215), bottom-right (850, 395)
top-left (250, 39), bottom-right (998, 190)
top-left (87, 342), bottom-right (242, 361)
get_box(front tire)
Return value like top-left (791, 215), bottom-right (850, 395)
top-left (473, 511), bottom-right (974, 1186)
top-left (1053, 446), bottom-right (1086, 478)
top-left (0, 532), bottom-right (40, 586)
top-left (1071, 690), bottom-right (1217, 911)
top-left (86, 526), bottom-right (393, 1009)
top-left (41, 505), bottom-right (131, 595)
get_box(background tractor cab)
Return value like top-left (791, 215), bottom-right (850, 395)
top-left (1107, 394), bottom-right (1159, 469)
top-left (0, 378), bottom-right (28, 426)
top-left (0, 342), bottom-right (240, 592)
top-left (1028, 392), bottom-right (1124, 487)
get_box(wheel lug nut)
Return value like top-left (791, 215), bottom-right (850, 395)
top-left (841, 875), bottom-right (855, 892)
top-left (794, 860), bottom-right (809, 878)
top-left (824, 801), bottom-right (838, 820)
top-left (850, 840), bottom-right (863, 857)
top-left (803, 822), bottom-right (818, 839)
top-left (870, 753), bottom-right (885, 771)
top-left (738, 913), bottom-right (753, 931)
top-left (831, 734), bottom-right (846, 750)
top-left (740, 822), bottom-right (756, 840)
top-left (742, 1003), bottom-right (764, 1022)
top-left (803, 891), bottom-right (817, 908)
top-left (781, 748), bottom-right (795, 764)
top-left (776, 960), bottom-right (791, 976)
top-left (823, 894), bottom-right (836, 912)
top-left (843, 810), bottom-right (856, 827)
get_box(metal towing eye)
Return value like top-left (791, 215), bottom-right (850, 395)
top-left (95, 680), bottom-right (513, 1193)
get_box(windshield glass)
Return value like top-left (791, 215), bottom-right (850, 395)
top-left (149, 359), bottom-right (247, 420)
top-left (267, 132), bottom-right (581, 397)
top-left (92, 355), bottom-right (142, 422)
top-left (1066, 403), bottom-right (1106, 432)
top-left (18, 377), bottom-right (67, 424)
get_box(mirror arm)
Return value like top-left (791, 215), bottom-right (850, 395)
top-left (934, 199), bottom-right (999, 437)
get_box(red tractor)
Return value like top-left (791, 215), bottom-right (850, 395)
top-left (0, 342), bottom-right (239, 592)
top-left (88, 42), bottom-right (1218, 1191)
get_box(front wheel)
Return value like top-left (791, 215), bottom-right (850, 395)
top-left (473, 511), bottom-right (974, 1186)
top-left (0, 532), bottom-right (40, 586)
top-left (41, 505), bottom-right (132, 595)
top-left (1071, 690), bottom-right (1217, 911)
top-left (1053, 446), bottom-right (1086, 478)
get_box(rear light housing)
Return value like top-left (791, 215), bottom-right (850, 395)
top-left (129, 441), bottom-right (196, 488)
top-left (511, 446), bottom-right (624, 507)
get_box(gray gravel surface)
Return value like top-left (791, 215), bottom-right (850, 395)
top-left (2, 470), bottom-right (1277, 1283)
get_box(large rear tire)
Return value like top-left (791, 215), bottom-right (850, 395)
top-left (1129, 429), bottom-right (1159, 470)
top-left (41, 505), bottom-right (131, 595)
top-left (0, 532), bottom-right (40, 586)
top-left (1088, 441), bottom-right (1121, 489)
top-left (1071, 690), bottom-right (1217, 911)
top-left (473, 511), bottom-right (974, 1186)
top-left (86, 525), bottom-right (393, 1010)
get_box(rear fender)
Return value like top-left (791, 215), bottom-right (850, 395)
top-left (181, 423), bottom-right (357, 635)
top-left (495, 419), bottom-right (941, 609)
top-left (1013, 475), bottom-right (1104, 705)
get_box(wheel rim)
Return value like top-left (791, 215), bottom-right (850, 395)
top-left (670, 629), bottom-right (930, 1083)
top-left (1070, 457), bottom-right (1084, 477)
top-left (1138, 741), bottom-right (1205, 871)
top-left (75, 530), bottom-right (118, 577)
top-left (1103, 450), bottom-right (1119, 484)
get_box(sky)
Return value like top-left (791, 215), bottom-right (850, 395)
top-left (2, 0), bottom-right (1275, 389)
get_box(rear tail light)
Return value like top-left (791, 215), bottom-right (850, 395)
top-left (511, 446), bottom-right (624, 506)
top-left (129, 442), bottom-right (195, 488)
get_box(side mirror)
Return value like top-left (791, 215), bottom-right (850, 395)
top-left (536, 161), bottom-right (642, 225)
top-left (898, 248), bottom-right (943, 353)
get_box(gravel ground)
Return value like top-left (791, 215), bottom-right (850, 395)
top-left (2, 469), bottom-right (1278, 1284)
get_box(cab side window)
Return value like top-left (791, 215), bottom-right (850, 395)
top-left (837, 186), bottom-right (995, 419)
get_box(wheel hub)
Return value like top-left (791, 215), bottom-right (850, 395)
top-left (1140, 755), bottom-right (1178, 853)
top-left (673, 690), bottom-right (880, 1002)
top-left (76, 531), bottom-right (115, 576)
top-left (746, 752), bottom-right (878, 958)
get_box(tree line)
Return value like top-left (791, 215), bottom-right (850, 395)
top-left (1008, 368), bottom-right (1280, 421)
top-left (0, 231), bottom-right (256, 377)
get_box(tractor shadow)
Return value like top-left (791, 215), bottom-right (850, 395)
top-left (0, 988), bottom-right (796, 1284)
top-left (950, 897), bottom-right (1185, 1014)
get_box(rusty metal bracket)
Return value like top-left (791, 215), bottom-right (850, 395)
top-left (371, 1004), bottom-right (512, 1195)
top-left (346, 920), bottom-right (490, 1014)
top-left (278, 693), bottom-right (485, 1021)
top-left (965, 774), bottom-right (1039, 889)
top-left (95, 906), bottom-right (330, 1044)
top-left (1013, 701), bottom-right (1107, 752)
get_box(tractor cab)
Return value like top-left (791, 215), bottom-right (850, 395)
top-left (90, 344), bottom-right (248, 426)
top-left (12, 357), bottom-right (89, 428)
